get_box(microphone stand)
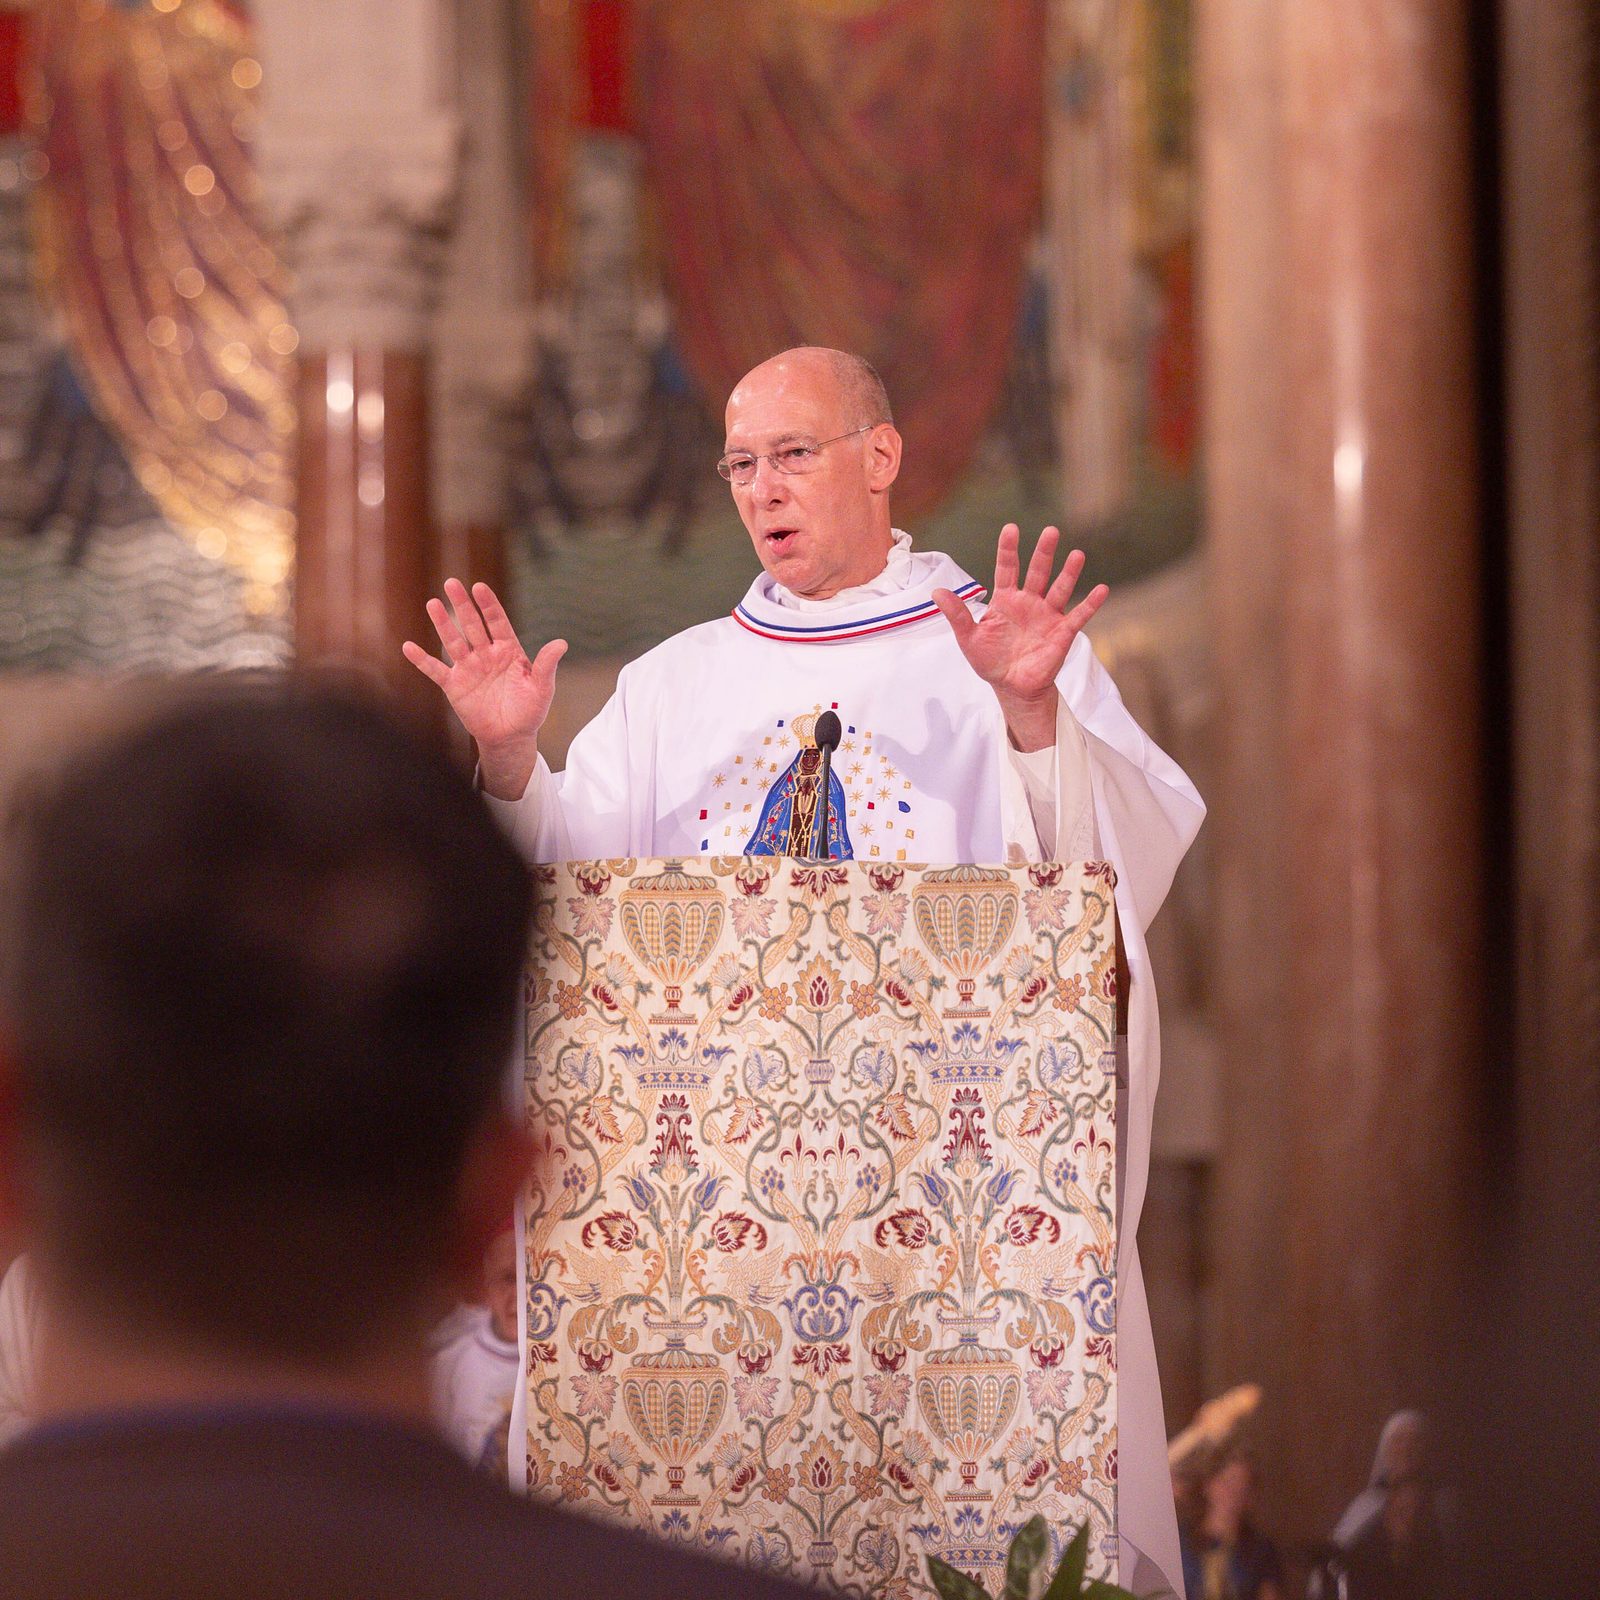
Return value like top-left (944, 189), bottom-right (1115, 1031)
top-left (813, 744), bottom-right (834, 860)
top-left (809, 711), bottom-right (842, 860)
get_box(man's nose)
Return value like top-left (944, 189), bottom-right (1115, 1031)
top-left (750, 455), bottom-right (789, 500)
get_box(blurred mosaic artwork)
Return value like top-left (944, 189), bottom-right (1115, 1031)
top-left (0, 0), bottom-right (290, 670)
top-left (521, 858), bottom-right (1121, 1595)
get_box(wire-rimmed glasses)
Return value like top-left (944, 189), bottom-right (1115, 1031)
top-left (716, 424), bottom-right (878, 485)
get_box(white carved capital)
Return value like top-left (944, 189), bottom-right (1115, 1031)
top-left (257, 113), bottom-right (462, 350)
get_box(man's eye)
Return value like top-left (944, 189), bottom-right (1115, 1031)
top-left (726, 456), bottom-right (756, 474)
top-left (778, 446), bottom-right (817, 467)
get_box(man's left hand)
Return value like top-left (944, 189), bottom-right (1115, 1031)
top-left (932, 523), bottom-right (1108, 752)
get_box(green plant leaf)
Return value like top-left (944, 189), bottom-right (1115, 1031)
top-left (1004, 1516), bottom-right (1051, 1600)
top-left (927, 1555), bottom-right (994, 1600)
top-left (1042, 1521), bottom-right (1092, 1600)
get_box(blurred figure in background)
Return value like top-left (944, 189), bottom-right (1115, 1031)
top-left (1177, 1445), bottom-right (1285, 1600)
top-left (0, 683), bottom-right (820, 1600)
top-left (431, 1226), bottom-right (519, 1469)
top-left (1312, 1412), bottom-right (1453, 1600)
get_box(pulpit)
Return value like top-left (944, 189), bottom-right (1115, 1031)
top-left (520, 857), bottom-right (1122, 1595)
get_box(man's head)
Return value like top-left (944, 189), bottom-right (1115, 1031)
top-left (0, 682), bottom-right (534, 1369)
top-left (722, 347), bottom-right (902, 598)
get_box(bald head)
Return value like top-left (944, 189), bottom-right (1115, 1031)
top-left (730, 347), bottom-right (893, 431)
top-left (722, 345), bottom-right (902, 598)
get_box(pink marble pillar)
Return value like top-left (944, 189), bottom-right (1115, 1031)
top-left (1202, 0), bottom-right (1486, 1544)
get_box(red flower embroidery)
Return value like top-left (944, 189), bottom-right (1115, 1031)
top-left (1005, 1205), bottom-right (1062, 1247)
top-left (873, 1208), bottom-right (931, 1249)
top-left (710, 1212), bottom-right (768, 1252)
top-left (581, 1210), bottom-right (638, 1251)
top-left (737, 1342), bottom-right (773, 1375)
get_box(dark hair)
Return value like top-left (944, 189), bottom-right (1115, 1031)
top-left (5, 680), bottom-right (533, 1360)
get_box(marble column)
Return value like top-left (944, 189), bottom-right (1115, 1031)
top-left (1492, 4), bottom-right (1600, 1579)
top-left (432, 0), bottom-right (539, 610)
top-left (253, 0), bottom-right (460, 717)
top-left (1201, 0), bottom-right (1485, 1545)
top-left (1193, 0), bottom-right (1297, 1525)
top-left (1502, 0), bottom-right (1600, 1262)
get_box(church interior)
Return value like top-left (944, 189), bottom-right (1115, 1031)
top-left (0, 0), bottom-right (1595, 1594)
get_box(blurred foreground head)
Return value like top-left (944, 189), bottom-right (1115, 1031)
top-left (0, 681), bottom-right (533, 1366)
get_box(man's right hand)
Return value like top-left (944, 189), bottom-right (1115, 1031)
top-left (403, 578), bottom-right (567, 801)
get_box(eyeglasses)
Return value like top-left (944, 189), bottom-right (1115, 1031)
top-left (716, 425), bottom-right (878, 485)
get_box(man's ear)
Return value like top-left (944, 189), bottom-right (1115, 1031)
top-left (443, 1111), bottom-right (536, 1305)
top-left (866, 423), bottom-right (902, 492)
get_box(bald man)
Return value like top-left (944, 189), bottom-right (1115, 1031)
top-left (407, 346), bottom-right (1204, 1597)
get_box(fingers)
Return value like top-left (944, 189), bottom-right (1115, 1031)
top-left (1023, 525), bottom-right (1061, 594)
top-left (401, 640), bottom-right (450, 687)
top-left (426, 596), bottom-right (468, 662)
top-left (444, 577), bottom-right (491, 650)
top-left (992, 523), bottom-right (1021, 593)
top-left (1064, 582), bottom-right (1110, 634)
top-left (472, 581), bottom-right (524, 651)
top-left (531, 637), bottom-right (569, 688)
top-left (931, 587), bottom-right (978, 650)
top-left (1045, 545), bottom-right (1087, 609)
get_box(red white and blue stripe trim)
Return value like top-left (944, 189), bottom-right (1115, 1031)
top-left (732, 580), bottom-right (986, 644)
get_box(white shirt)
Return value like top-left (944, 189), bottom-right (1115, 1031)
top-left (431, 1307), bottom-right (519, 1467)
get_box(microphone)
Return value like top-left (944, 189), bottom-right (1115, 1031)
top-left (811, 710), bottom-right (842, 860)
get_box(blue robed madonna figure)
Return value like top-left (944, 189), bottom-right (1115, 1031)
top-left (746, 712), bottom-right (854, 859)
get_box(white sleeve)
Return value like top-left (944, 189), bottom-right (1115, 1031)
top-left (480, 669), bottom-right (645, 863)
top-left (483, 756), bottom-right (572, 862)
top-left (1057, 632), bottom-right (1204, 931)
top-left (995, 696), bottom-right (1099, 864)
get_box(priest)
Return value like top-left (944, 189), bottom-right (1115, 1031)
top-left (405, 346), bottom-right (1204, 1598)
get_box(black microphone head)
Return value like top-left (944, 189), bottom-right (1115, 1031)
top-left (814, 711), bottom-right (842, 754)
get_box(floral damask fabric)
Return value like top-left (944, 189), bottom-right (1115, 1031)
top-left (523, 858), bottom-right (1120, 1595)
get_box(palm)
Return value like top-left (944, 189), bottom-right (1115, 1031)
top-left (954, 587), bottom-right (1081, 698)
top-left (403, 579), bottom-right (566, 750)
top-left (932, 523), bottom-right (1108, 713)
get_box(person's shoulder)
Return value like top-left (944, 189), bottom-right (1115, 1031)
top-left (617, 615), bottom-right (745, 687)
top-left (498, 1502), bottom-right (821, 1600)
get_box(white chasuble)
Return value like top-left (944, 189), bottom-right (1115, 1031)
top-left (493, 538), bottom-right (1205, 1597)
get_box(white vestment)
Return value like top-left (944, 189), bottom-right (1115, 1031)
top-left (431, 1307), bottom-right (520, 1468)
top-left (494, 535), bottom-right (1204, 1595)
top-left (0, 1255), bottom-right (39, 1448)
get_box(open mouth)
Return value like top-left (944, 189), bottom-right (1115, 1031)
top-left (764, 527), bottom-right (798, 547)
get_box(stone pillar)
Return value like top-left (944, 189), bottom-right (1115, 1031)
top-left (432, 0), bottom-right (538, 609)
top-left (1494, 4), bottom-right (1600, 1578)
top-left (1201, 0), bottom-right (1485, 1544)
top-left (1193, 0), bottom-right (1296, 1520)
top-left (1502, 0), bottom-right (1600, 1262)
top-left (253, 0), bottom-right (460, 715)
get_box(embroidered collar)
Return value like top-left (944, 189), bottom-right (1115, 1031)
top-left (733, 542), bottom-right (985, 645)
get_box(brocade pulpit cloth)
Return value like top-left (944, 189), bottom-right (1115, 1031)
top-left (518, 858), bottom-right (1122, 1597)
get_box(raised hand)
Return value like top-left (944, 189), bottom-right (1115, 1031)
top-left (402, 578), bottom-right (567, 799)
top-left (931, 524), bottom-right (1108, 751)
